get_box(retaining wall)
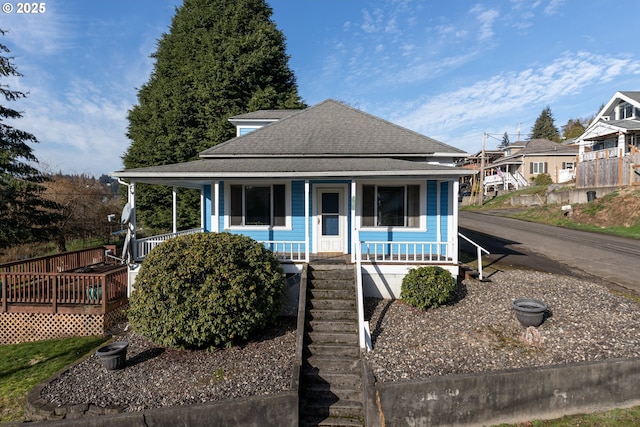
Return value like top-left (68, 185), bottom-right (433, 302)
top-left (18, 392), bottom-right (297, 427)
top-left (509, 186), bottom-right (620, 206)
top-left (365, 357), bottom-right (640, 427)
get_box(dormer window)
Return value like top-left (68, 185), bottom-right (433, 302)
top-left (238, 127), bottom-right (260, 136)
top-left (617, 102), bottom-right (636, 120)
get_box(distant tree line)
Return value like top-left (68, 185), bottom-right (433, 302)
top-left (1, 30), bottom-right (123, 258)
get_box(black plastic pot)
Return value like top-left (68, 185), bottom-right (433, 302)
top-left (96, 341), bottom-right (129, 370)
top-left (512, 298), bottom-right (548, 327)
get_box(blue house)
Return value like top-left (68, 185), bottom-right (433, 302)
top-left (112, 99), bottom-right (473, 306)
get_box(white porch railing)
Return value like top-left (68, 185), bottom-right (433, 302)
top-left (582, 147), bottom-right (623, 161)
top-left (357, 241), bottom-right (455, 263)
top-left (484, 171), bottom-right (528, 191)
top-left (134, 231), bottom-right (307, 263)
top-left (261, 241), bottom-right (307, 262)
top-left (134, 228), bottom-right (204, 260)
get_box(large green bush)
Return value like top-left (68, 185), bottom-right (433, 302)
top-left (400, 266), bottom-right (456, 310)
top-left (128, 232), bottom-right (285, 349)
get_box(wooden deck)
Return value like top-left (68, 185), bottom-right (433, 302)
top-left (0, 247), bottom-right (128, 315)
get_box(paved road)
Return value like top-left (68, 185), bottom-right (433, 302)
top-left (458, 211), bottom-right (640, 294)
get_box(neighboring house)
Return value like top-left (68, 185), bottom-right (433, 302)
top-left (483, 139), bottom-right (578, 192)
top-left (574, 91), bottom-right (640, 188)
top-left (458, 149), bottom-right (503, 193)
top-left (112, 100), bottom-right (474, 302)
top-left (576, 91), bottom-right (640, 161)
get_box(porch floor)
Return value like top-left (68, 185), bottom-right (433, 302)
top-left (309, 253), bottom-right (352, 264)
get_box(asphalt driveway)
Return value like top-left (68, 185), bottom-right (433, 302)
top-left (459, 211), bottom-right (640, 294)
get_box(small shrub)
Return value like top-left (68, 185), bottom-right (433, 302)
top-left (400, 266), bottom-right (456, 310)
top-left (128, 232), bottom-right (285, 349)
top-left (532, 173), bottom-right (553, 186)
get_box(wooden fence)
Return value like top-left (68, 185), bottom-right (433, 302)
top-left (576, 152), bottom-right (640, 188)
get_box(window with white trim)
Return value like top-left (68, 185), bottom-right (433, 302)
top-left (531, 162), bottom-right (546, 174)
top-left (361, 184), bottom-right (420, 228)
top-left (618, 102), bottom-right (636, 120)
top-left (229, 184), bottom-right (286, 226)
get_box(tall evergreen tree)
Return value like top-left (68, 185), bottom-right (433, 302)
top-left (561, 118), bottom-right (588, 140)
top-left (123, 0), bottom-right (305, 233)
top-left (498, 131), bottom-right (510, 149)
top-left (530, 106), bottom-right (560, 142)
top-left (0, 30), bottom-right (60, 251)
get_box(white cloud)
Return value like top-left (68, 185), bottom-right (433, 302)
top-left (3, 3), bottom-right (73, 56)
top-left (469, 5), bottom-right (500, 42)
top-left (543, 0), bottom-right (565, 15)
top-left (392, 52), bottom-right (640, 145)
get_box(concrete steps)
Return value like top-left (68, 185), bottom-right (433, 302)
top-left (299, 263), bottom-right (364, 427)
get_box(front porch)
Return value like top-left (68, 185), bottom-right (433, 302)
top-left (132, 228), bottom-right (458, 266)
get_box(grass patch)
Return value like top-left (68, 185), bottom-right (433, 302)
top-left (461, 185), bottom-right (549, 210)
top-left (510, 207), bottom-right (640, 240)
top-left (493, 405), bottom-right (640, 426)
top-left (0, 336), bottom-right (109, 423)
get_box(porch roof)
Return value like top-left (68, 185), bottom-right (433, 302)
top-left (581, 119), bottom-right (640, 141)
top-left (112, 156), bottom-right (475, 186)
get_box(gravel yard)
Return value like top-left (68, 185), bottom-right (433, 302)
top-left (38, 317), bottom-right (296, 413)
top-left (34, 269), bottom-right (640, 415)
top-left (365, 269), bottom-right (640, 382)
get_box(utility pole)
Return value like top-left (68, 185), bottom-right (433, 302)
top-left (477, 132), bottom-right (486, 206)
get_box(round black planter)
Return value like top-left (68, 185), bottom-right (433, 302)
top-left (512, 298), bottom-right (548, 327)
top-left (96, 341), bottom-right (129, 370)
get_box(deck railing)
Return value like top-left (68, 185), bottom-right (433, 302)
top-left (357, 241), bottom-right (455, 263)
top-left (0, 265), bottom-right (128, 314)
top-left (582, 147), bottom-right (623, 161)
top-left (134, 228), bottom-right (204, 260)
top-left (0, 247), bottom-right (110, 274)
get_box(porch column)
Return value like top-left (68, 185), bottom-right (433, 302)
top-left (212, 181), bottom-right (220, 232)
top-left (200, 187), bottom-right (205, 230)
top-left (351, 180), bottom-right (357, 263)
top-left (451, 180), bottom-right (459, 265)
top-left (129, 182), bottom-right (137, 260)
top-left (172, 186), bottom-right (177, 234)
top-left (305, 180), bottom-right (310, 262)
top-left (618, 132), bottom-right (626, 156)
top-left (436, 181), bottom-right (442, 244)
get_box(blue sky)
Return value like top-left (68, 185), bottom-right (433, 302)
top-left (3, 0), bottom-right (640, 177)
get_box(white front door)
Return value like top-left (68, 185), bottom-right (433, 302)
top-left (316, 188), bottom-right (345, 253)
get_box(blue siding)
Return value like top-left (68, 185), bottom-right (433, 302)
top-left (218, 181), bottom-right (306, 250)
top-left (440, 181), bottom-right (449, 241)
top-left (211, 178), bottom-right (453, 256)
top-left (358, 180), bottom-right (438, 244)
top-left (218, 182), bottom-right (225, 231)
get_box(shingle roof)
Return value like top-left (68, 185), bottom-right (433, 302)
top-left (229, 109), bottom-right (300, 120)
top-left (200, 99), bottom-right (466, 158)
top-left (600, 119), bottom-right (640, 131)
top-left (113, 99), bottom-right (474, 182)
top-left (620, 91), bottom-right (640, 104)
top-left (492, 139), bottom-right (577, 166)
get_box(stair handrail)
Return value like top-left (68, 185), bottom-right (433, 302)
top-left (355, 244), bottom-right (372, 351)
top-left (515, 171), bottom-right (528, 188)
top-left (458, 232), bottom-right (490, 280)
